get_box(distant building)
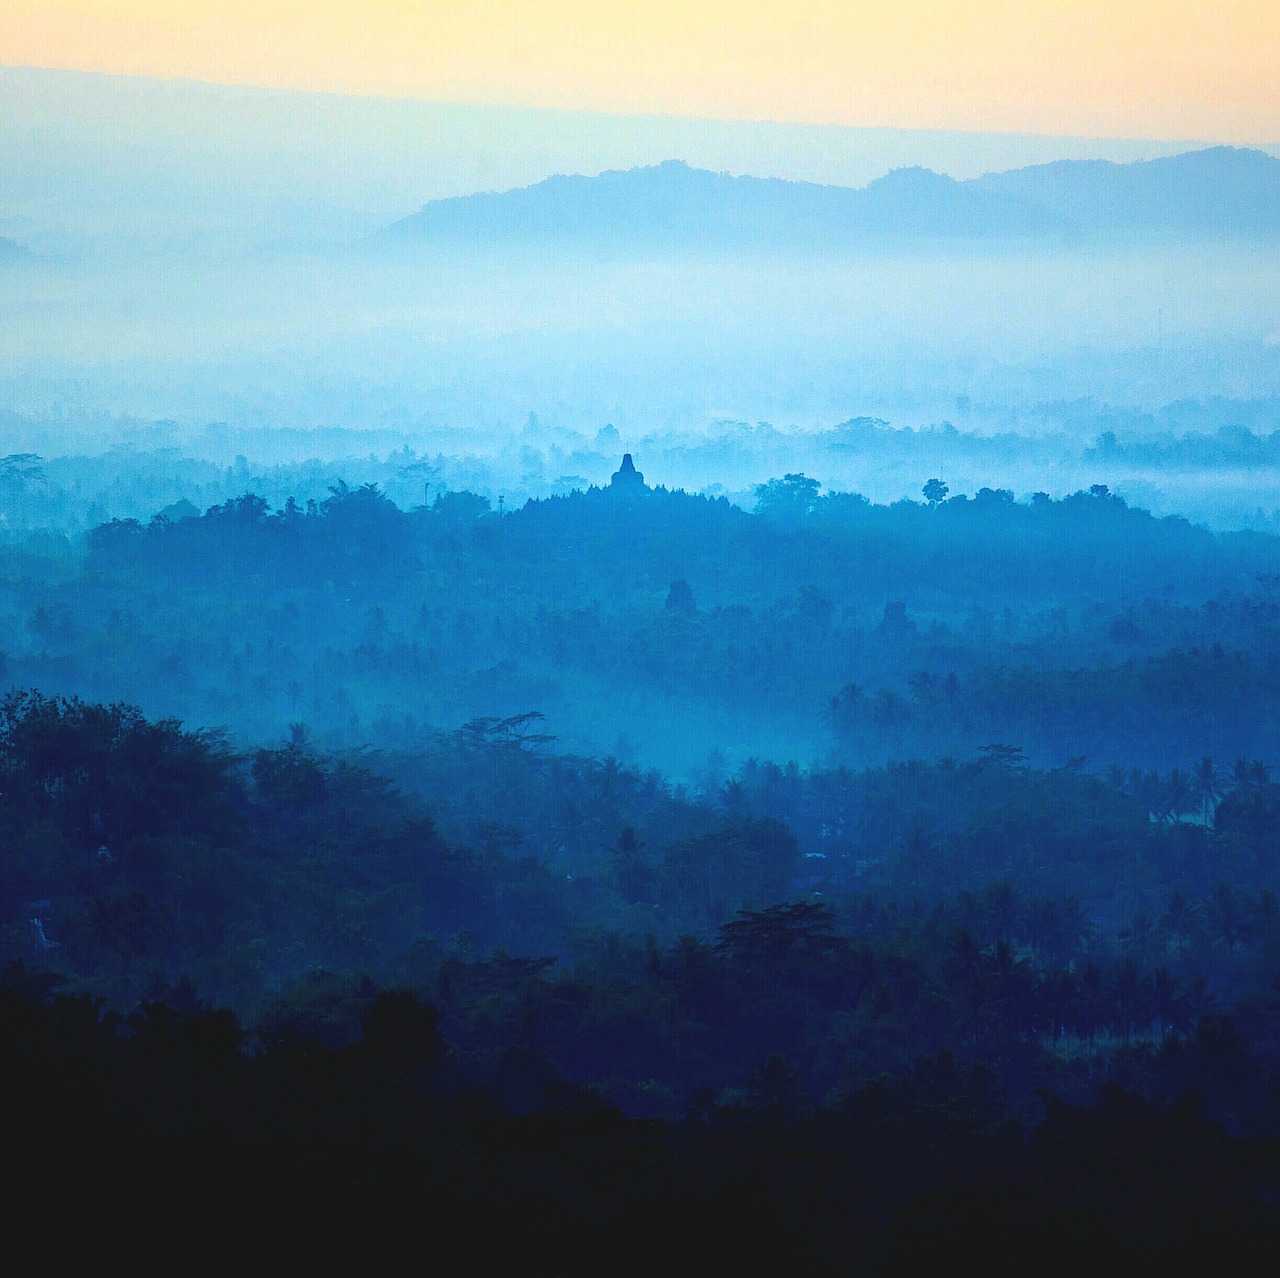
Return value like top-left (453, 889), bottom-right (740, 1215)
top-left (610, 454), bottom-right (646, 490)
top-left (153, 498), bottom-right (200, 523)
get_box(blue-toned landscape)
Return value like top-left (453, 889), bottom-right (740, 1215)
top-left (4, 58), bottom-right (1280, 1259)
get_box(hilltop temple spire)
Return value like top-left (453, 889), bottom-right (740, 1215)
top-left (610, 453), bottom-right (645, 489)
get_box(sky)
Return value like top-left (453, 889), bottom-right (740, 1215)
top-left (3, 1), bottom-right (1278, 144)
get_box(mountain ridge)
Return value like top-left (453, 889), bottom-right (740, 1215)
top-left (391, 146), bottom-right (1280, 247)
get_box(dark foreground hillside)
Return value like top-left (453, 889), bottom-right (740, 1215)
top-left (6, 691), bottom-right (1280, 1261)
top-left (7, 967), bottom-right (1280, 1264)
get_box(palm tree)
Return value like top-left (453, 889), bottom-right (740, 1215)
top-left (1024, 895), bottom-right (1091, 967)
top-left (1132, 770), bottom-right (1165, 823)
top-left (1111, 956), bottom-right (1148, 1042)
top-left (1161, 890), bottom-right (1202, 956)
top-left (899, 823), bottom-right (936, 885)
top-left (1163, 767), bottom-right (1193, 824)
top-left (1149, 967), bottom-right (1187, 1036)
top-left (1251, 890), bottom-right (1280, 957)
top-left (1191, 756), bottom-right (1225, 826)
top-left (1230, 757), bottom-right (1270, 790)
top-left (1206, 882), bottom-right (1249, 952)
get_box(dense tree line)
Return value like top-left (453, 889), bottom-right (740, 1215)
top-left (4, 475), bottom-right (1280, 774)
top-left (6, 691), bottom-right (1280, 1138)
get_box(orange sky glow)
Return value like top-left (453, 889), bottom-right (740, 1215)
top-left (3, 1), bottom-right (1278, 143)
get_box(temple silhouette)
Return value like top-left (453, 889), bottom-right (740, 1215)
top-left (610, 454), bottom-right (646, 490)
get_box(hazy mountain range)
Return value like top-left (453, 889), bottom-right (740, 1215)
top-left (392, 147), bottom-right (1280, 249)
top-left (4, 68), bottom-right (1276, 457)
top-left (3, 64), bottom-right (1214, 255)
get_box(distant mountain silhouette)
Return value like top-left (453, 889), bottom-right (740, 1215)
top-left (391, 158), bottom-right (1049, 248)
top-left (390, 147), bottom-right (1279, 249)
top-left (972, 146), bottom-right (1280, 237)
